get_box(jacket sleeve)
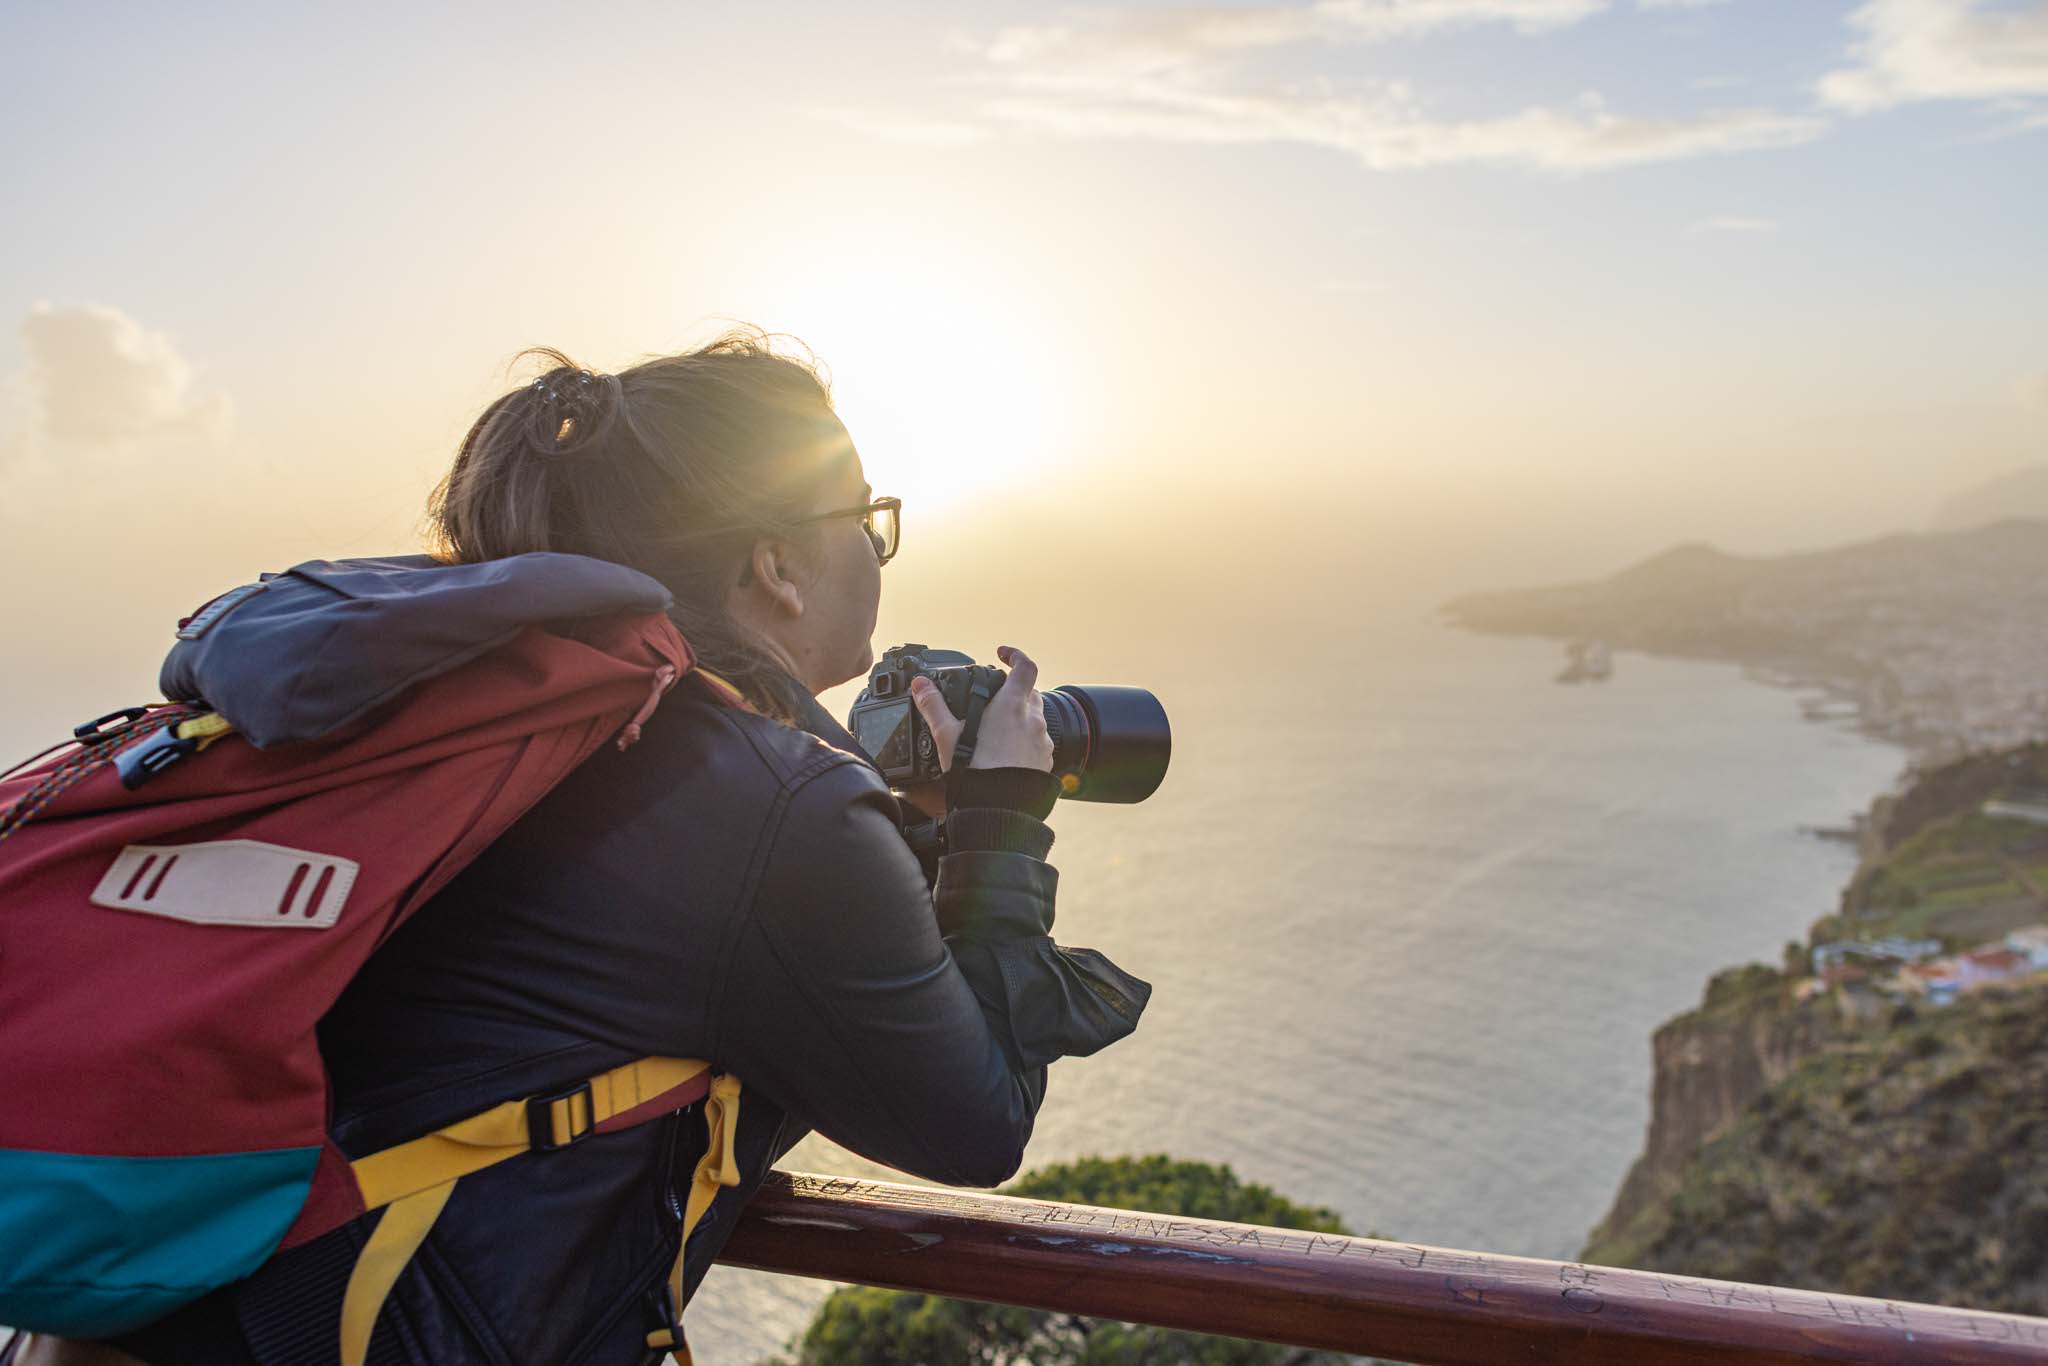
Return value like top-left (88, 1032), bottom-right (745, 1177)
top-left (709, 758), bottom-right (1148, 1188)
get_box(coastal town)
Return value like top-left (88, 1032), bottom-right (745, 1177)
top-left (1803, 924), bottom-right (2048, 1014)
top-left (1798, 779), bottom-right (2048, 1011)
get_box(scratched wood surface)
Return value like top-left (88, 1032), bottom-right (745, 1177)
top-left (717, 1171), bottom-right (2048, 1365)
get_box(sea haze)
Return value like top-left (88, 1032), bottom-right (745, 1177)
top-left (691, 616), bottom-right (1906, 1363)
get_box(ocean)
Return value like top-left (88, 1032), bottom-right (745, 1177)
top-left (688, 617), bottom-right (1906, 1363)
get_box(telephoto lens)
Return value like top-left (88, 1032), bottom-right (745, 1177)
top-left (1039, 685), bottom-right (1171, 803)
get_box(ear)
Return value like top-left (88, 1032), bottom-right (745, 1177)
top-left (744, 537), bottom-right (806, 620)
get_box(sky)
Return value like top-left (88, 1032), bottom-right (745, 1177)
top-left (2, 0), bottom-right (2046, 742)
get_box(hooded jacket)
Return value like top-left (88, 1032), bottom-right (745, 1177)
top-left (111, 554), bottom-right (1152, 1366)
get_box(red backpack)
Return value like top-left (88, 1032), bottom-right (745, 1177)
top-left (0, 553), bottom-right (744, 1366)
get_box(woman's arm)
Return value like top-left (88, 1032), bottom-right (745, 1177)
top-left (708, 759), bottom-right (1146, 1187)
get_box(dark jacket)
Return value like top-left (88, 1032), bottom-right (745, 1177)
top-left (122, 597), bottom-right (1150, 1364)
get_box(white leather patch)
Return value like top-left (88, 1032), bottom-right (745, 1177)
top-left (90, 839), bottom-right (359, 929)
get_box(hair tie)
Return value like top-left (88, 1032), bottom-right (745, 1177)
top-left (528, 369), bottom-right (621, 453)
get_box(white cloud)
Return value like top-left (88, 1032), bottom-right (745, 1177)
top-left (16, 304), bottom-right (231, 451)
top-left (975, 0), bottom-right (1611, 78)
top-left (975, 76), bottom-right (1822, 172)
top-left (1820, 0), bottom-right (2048, 113)
top-left (868, 3), bottom-right (1828, 175)
top-left (1641, 0), bottom-right (1729, 9)
top-left (1687, 214), bottom-right (1778, 233)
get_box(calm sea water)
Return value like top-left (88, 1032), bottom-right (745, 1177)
top-left (690, 618), bottom-right (1905, 1363)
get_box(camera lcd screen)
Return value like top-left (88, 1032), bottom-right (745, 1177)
top-left (855, 701), bottom-right (915, 772)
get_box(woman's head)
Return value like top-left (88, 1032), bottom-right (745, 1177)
top-left (426, 328), bottom-right (882, 719)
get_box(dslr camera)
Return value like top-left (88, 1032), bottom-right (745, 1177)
top-left (848, 644), bottom-right (1170, 803)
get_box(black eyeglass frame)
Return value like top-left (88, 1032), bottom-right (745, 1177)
top-left (794, 495), bottom-right (901, 566)
top-left (731, 495), bottom-right (901, 587)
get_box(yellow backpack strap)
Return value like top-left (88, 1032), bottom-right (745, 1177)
top-left (338, 1056), bottom-right (729, 1366)
top-left (172, 711), bottom-right (235, 748)
top-left (645, 1073), bottom-right (743, 1365)
top-left (690, 667), bottom-right (757, 714)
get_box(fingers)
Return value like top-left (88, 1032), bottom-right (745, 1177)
top-left (973, 646), bottom-right (1054, 772)
top-left (910, 675), bottom-right (962, 771)
top-left (906, 650), bottom-right (1051, 777)
top-left (995, 644), bottom-right (1039, 695)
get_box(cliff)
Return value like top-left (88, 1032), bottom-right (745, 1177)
top-left (1584, 980), bottom-right (2048, 1314)
top-left (1583, 744), bottom-right (2048, 1315)
top-left (1582, 964), bottom-right (1846, 1261)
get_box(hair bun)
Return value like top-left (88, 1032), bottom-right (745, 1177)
top-left (529, 367), bottom-right (623, 454)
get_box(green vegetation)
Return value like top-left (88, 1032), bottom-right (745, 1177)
top-left (769, 1156), bottom-right (1366, 1366)
top-left (1700, 961), bottom-right (1789, 1012)
top-left (1584, 979), bottom-right (2048, 1315)
top-left (1828, 805), bottom-right (2048, 950)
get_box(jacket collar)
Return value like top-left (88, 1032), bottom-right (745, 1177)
top-left (780, 675), bottom-right (883, 776)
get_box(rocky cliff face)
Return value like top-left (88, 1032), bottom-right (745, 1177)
top-left (1583, 965), bottom-right (1847, 1260)
top-left (1584, 982), bottom-right (2048, 1313)
top-left (1582, 739), bottom-right (2048, 1315)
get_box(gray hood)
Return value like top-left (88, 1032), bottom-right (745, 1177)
top-left (159, 553), bottom-right (673, 749)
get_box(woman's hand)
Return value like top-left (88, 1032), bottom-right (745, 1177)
top-left (910, 645), bottom-right (1054, 774)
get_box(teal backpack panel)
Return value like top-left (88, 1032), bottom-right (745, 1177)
top-left (0, 1145), bottom-right (320, 1337)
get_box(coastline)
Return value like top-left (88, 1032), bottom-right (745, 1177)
top-left (1546, 634), bottom-right (2047, 1301)
top-left (1429, 622), bottom-right (1926, 1263)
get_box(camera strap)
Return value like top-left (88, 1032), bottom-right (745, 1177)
top-left (947, 670), bottom-right (1002, 771)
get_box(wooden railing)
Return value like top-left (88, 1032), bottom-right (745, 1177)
top-left (720, 1171), bottom-right (2048, 1364)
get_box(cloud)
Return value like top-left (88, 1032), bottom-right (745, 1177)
top-left (16, 304), bottom-right (230, 451)
top-left (974, 1), bottom-right (1611, 78)
top-left (1640, 0), bottom-right (1729, 9)
top-left (1687, 214), bottom-right (1778, 233)
top-left (1820, 0), bottom-right (2048, 113)
top-left (854, 3), bottom-right (1826, 175)
top-left (975, 78), bottom-right (1822, 172)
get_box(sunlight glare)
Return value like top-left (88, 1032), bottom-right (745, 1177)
top-left (747, 248), bottom-right (1078, 518)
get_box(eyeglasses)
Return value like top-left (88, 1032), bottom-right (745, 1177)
top-left (796, 495), bottom-right (901, 566)
top-left (733, 499), bottom-right (901, 589)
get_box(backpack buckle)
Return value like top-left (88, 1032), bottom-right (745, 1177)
top-left (74, 707), bottom-right (153, 744)
top-left (114, 726), bottom-right (200, 790)
top-left (527, 1080), bottom-right (596, 1152)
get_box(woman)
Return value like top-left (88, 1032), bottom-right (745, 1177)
top-left (99, 330), bottom-right (1150, 1364)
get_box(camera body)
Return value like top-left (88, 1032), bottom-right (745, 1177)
top-left (847, 645), bottom-right (1001, 788)
top-left (847, 643), bottom-right (1172, 804)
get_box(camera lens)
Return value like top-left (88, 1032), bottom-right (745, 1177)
top-left (1042, 686), bottom-right (1170, 803)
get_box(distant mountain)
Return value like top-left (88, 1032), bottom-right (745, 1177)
top-left (1441, 519), bottom-right (2048, 758)
top-left (1933, 466), bottom-right (2048, 533)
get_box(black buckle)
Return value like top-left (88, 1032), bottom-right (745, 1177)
top-left (74, 707), bottom-right (153, 744)
top-left (526, 1080), bottom-right (595, 1153)
top-left (114, 726), bottom-right (199, 791)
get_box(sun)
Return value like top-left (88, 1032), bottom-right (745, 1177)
top-left (735, 241), bottom-right (1080, 518)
